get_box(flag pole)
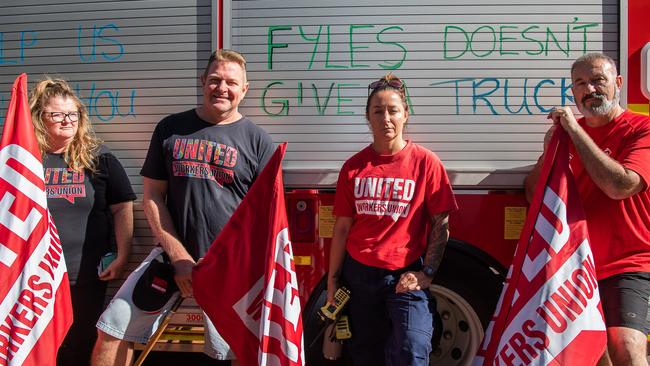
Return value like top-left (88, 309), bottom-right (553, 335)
top-left (133, 295), bottom-right (185, 366)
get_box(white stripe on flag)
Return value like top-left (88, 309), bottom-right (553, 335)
top-left (0, 145), bottom-right (47, 209)
top-left (0, 223), bottom-right (67, 365)
top-left (492, 239), bottom-right (604, 366)
top-left (0, 192), bottom-right (43, 241)
top-left (0, 240), bottom-right (18, 268)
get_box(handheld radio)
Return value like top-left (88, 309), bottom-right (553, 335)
top-left (318, 286), bottom-right (351, 322)
top-left (334, 315), bottom-right (352, 340)
top-left (319, 287), bottom-right (351, 360)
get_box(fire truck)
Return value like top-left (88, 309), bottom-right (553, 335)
top-left (0, 0), bottom-right (648, 365)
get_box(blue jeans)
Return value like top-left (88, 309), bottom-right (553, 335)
top-left (342, 255), bottom-right (435, 366)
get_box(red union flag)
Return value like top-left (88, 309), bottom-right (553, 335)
top-left (0, 74), bottom-right (73, 365)
top-left (474, 128), bottom-right (606, 366)
top-left (193, 143), bottom-right (304, 366)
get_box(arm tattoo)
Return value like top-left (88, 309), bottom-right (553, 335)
top-left (424, 213), bottom-right (449, 278)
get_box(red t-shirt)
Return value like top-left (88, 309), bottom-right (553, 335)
top-left (334, 142), bottom-right (458, 270)
top-left (569, 110), bottom-right (650, 280)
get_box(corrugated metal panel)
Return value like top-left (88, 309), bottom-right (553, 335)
top-left (0, 0), bottom-right (212, 296)
top-left (228, 0), bottom-right (619, 188)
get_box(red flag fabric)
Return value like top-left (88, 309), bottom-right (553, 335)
top-left (474, 128), bottom-right (606, 366)
top-left (193, 143), bottom-right (304, 366)
top-left (0, 74), bottom-right (73, 365)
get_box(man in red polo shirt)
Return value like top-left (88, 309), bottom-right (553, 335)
top-left (525, 53), bottom-right (650, 366)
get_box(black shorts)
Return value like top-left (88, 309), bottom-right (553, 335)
top-left (598, 272), bottom-right (650, 334)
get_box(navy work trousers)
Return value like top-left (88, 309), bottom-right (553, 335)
top-left (342, 255), bottom-right (435, 366)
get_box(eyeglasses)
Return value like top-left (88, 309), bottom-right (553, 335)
top-left (43, 111), bottom-right (80, 123)
top-left (368, 79), bottom-right (405, 95)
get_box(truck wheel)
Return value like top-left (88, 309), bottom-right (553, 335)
top-left (429, 247), bottom-right (504, 365)
top-left (429, 284), bottom-right (484, 365)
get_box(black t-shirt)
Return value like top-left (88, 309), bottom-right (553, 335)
top-left (44, 146), bottom-right (136, 285)
top-left (140, 109), bottom-right (275, 259)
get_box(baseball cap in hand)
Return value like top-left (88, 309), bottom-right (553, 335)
top-left (132, 252), bottom-right (179, 312)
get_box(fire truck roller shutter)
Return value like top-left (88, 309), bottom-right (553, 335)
top-left (302, 239), bottom-right (506, 366)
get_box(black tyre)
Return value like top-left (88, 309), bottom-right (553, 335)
top-left (429, 244), bottom-right (504, 365)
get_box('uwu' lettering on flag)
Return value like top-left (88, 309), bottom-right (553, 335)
top-left (0, 74), bottom-right (73, 365)
top-left (473, 129), bottom-right (606, 366)
top-left (193, 143), bottom-right (304, 366)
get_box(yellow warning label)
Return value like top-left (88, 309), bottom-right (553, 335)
top-left (629, 103), bottom-right (649, 115)
top-left (504, 207), bottom-right (527, 240)
top-left (294, 255), bottom-right (312, 266)
top-left (319, 205), bottom-right (335, 238)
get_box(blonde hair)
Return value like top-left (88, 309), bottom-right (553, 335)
top-left (203, 49), bottom-right (248, 82)
top-left (29, 77), bottom-right (101, 172)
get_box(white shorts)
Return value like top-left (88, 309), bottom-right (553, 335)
top-left (96, 247), bottom-right (235, 360)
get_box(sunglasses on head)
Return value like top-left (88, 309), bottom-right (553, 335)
top-left (368, 79), bottom-right (404, 95)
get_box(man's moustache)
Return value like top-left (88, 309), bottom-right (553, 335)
top-left (582, 93), bottom-right (605, 103)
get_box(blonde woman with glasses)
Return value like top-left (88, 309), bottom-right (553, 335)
top-left (30, 77), bottom-right (136, 366)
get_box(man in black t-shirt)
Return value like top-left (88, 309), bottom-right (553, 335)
top-left (92, 49), bottom-right (274, 366)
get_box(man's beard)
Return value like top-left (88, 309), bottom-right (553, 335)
top-left (579, 88), bottom-right (620, 117)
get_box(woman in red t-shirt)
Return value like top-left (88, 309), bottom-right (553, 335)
top-left (327, 73), bottom-right (457, 366)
